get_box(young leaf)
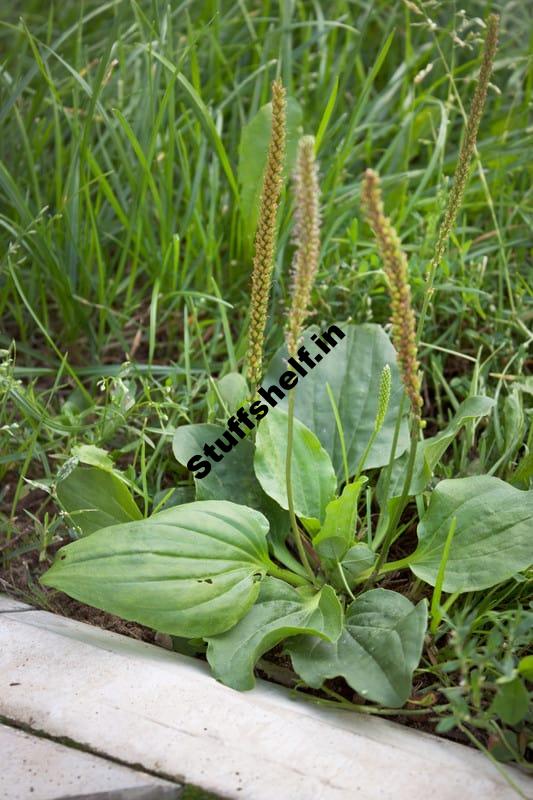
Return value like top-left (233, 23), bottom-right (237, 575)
top-left (206, 577), bottom-right (343, 690)
top-left (214, 372), bottom-right (248, 414)
top-left (490, 678), bottom-right (530, 726)
top-left (339, 542), bottom-right (376, 585)
top-left (518, 655), bottom-right (533, 681)
top-left (287, 589), bottom-right (427, 706)
top-left (377, 395), bottom-right (495, 505)
top-left (254, 407), bottom-right (337, 524)
top-left (71, 444), bottom-right (115, 471)
top-left (264, 324), bottom-right (409, 478)
top-left (238, 96), bottom-right (302, 245)
top-left (409, 476), bottom-right (533, 592)
top-left (173, 423), bottom-right (305, 576)
top-left (323, 542), bottom-right (376, 594)
top-left (313, 478), bottom-right (367, 561)
top-left (56, 465), bottom-right (142, 536)
top-left (41, 500), bottom-right (272, 637)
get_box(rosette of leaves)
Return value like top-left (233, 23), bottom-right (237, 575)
top-left (41, 323), bottom-right (533, 708)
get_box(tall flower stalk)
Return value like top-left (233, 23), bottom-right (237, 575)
top-left (286, 135), bottom-right (321, 356)
top-left (361, 169), bottom-right (423, 423)
top-left (418, 13), bottom-right (499, 338)
top-left (285, 135), bottom-right (321, 580)
top-left (361, 169), bottom-right (422, 576)
top-left (247, 80), bottom-right (287, 390)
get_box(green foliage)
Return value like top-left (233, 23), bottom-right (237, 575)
top-left (1, 1), bottom-right (531, 768)
top-left (42, 501), bottom-right (273, 637)
top-left (490, 678), bottom-right (530, 727)
top-left (206, 578), bottom-right (342, 690)
top-left (56, 465), bottom-right (142, 536)
top-left (409, 476), bottom-right (533, 592)
top-left (431, 604), bottom-right (533, 764)
top-left (378, 395), bottom-right (496, 503)
top-left (287, 589), bottom-right (427, 706)
top-left (254, 407), bottom-right (337, 525)
top-left (238, 97), bottom-right (303, 246)
top-left (312, 479), bottom-right (366, 561)
top-left (265, 325), bottom-right (410, 478)
top-left (41, 320), bottom-right (532, 721)
top-left (172, 422), bottom-right (302, 576)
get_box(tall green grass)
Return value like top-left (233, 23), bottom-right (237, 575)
top-left (0, 0), bottom-right (531, 530)
top-left (1, 1), bottom-right (530, 346)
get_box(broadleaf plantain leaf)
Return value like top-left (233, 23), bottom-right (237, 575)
top-left (287, 588), bottom-right (427, 706)
top-left (254, 407), bottom-right (337, 524)
top-left (409, 476), bottom-right (533, 592)
top-left (41, 500), bottom-right (272, 637)
top-left (206, 577), bottom-right (343, 690)
top-left (264, 324), bottom-right (409, 478)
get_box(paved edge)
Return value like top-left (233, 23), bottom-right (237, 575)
top-left (0, 721), bottom-right (182, 800)
top-left (1, 595), bottom-right (531, 800)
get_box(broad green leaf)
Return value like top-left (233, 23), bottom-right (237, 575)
top-left (56, 465), bottom-right (142, 536)
top-left (214, 372), bottom-right (248, 415)
top-left (71, 444), bottom-right (114, 471)
top-left (313, 478), bottom-right (367, 561)
top-left (378, 396), bottom-right (495, 505)
top-left (238, 97), bottom-right (302, 245)
top-left (490, 678), bottom-right (530, 725)
top-left (340, 542), bottom-right (376, 585)
top-left (254, 407), bottom-right (337, 524)
top-left (503, 389), bottom-right (525, 459)
top-left (409, 476), bottom-right (533, 592)
top-left (287, 589), bottom-right (427, 706)
top-left (511, 451), bottom-right (533, 487)
top-left (41, 500), bottom-right (272, 637)
top-left (518, 655), bottom-right (533, 681)
top-left (325, 542), bottom-right (376, 594)
top-left (264, 324), bottom-right (409, 478)
top-left (172, 423), bottom-right (304, 576)
top-left (206, 577), bottom-right (342, 690)
top-left (419, 396), bottom-right (495, 489)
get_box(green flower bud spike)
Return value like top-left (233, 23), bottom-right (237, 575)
top-left (375, 363), bottom-right (391, 433)
top-left (353, 364), bottom-right (392, 482)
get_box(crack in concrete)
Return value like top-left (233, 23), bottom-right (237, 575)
top-left (0, 715), bottom-right (228, 799)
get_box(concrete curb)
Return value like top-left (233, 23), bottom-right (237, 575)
top-left (1, 595), bottom-right (531, 800)
top-left (0, 723), bottom-right (181, 800)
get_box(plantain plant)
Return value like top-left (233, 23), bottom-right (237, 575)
top-left (41, 14), bottom-right (533, 710)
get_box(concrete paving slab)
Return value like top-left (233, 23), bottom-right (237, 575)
top-left (0, 595), bottom-right (33, 612)
top-left (0, 596), bottom-right (531, 800)
top-left (0, 722), bottom-right (181, 800)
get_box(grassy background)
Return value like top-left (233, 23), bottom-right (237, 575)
top-left (0, 0), bottom-right (532, 767)
top-left (1, 0), bottom-right (531, 515)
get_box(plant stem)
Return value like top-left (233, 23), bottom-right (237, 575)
top-left (348, 553), bottom-right (414, 587)
top-left (353, 428), bottom-right (378, 484)
top-left (378, 555), bottom-right (413, 573)
top-left (371, 422), bottom-right (419, 580)
top-left (286, 390), bottom-right (315, 581)
top-left (373, 394), bottom-right (406, 549)
top-left (267, 562), bottom-right (309, 587)
top-left (457, 723), bottom-right (527, 799)
top-left (337, 562), bottom-right (355, 600)
top-left (311, 686), bottom-right (433, 716)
